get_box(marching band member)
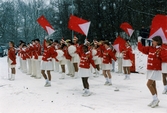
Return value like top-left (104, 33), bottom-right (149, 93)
top-left (160, 43), bottom-right (167, 94)
top-left (122, 40), bottom-right (133, 80)
top-left (97, 40), bottom-right (106, 75)
top-left (65, 40), bottom-right (74, 76)
top-left (102, 41), bottom-right (117, 85)
top-left (26, 43), bottom-right (32, 75)
top-left (79, 45), bottom-right (96, 96)
top-left (20, 44), bottom-right (27, 73)
top-left (41, 39), bottom-right (57, 87)
top-left (53, 40), bottom-right (60, 73)
top-left (67, 36), bottom-right (80, 78)
top-left (34, 39), bottom-right (42, 79)
top-left (91, 43), bottom-right (100, 77)
top-left (8, 41), bottom-right (16, 80)
top-left (57, 39), bottom-right (67, 79)
top-left (138, 36), bottom-right (162, 108)
top-left (30, 40), bottom-right (36, 77)
top-left (17, 41), bottom-right (24, 70)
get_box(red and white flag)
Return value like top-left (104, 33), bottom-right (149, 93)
top-left (149, 14), bottom-right (167, 43)
top-left (68, 15), bottom-right (91, 36)
top-left (113, 36), bottom-right (126, 52)
top-left (120, 22), bottom-right (134, 37)
top-left (37, 15), bottom-right (55, 35)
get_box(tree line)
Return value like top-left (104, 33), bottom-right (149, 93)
top-left (0, 0), bottom-right (167, 46)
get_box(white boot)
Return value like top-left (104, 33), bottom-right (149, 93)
top-left (60, 73), bottom-right (65, 79)
top-left (8, 73), bottom-right (11, 80)
top-left (10, 74), bottom-right (15, 81)
top-left (124, 74), bottom-right (127, 80)
top-left (107, 78), bottom-right (112, 86)
top-left (82, 89), bottom-right (92, 97)
top-left (44, 80), bottom-right (51, 87)
top-left (149, 94), bottom-right (159, 108)
top-left (127, 74), bottom-right (130, 80)
top-left (94, 69), bottom-right (99, 77)
top-left (74, 72), bottom-right (78, 79)
top-left (162, 85), bottom-right (167, 94)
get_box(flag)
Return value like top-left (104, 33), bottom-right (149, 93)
top-left (113, 36), bottom-right (126, 52)
top-left (120, 22), bottom-right (134, 37)
top-left (37, 15), bottom-right (55, 35)
top-left (68, 15), bottom-right (91, 36)
top-left (149, 14), bottom-right (167, 43)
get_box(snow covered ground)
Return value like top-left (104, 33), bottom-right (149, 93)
top-left (0, 49), bottom-right (167, 113)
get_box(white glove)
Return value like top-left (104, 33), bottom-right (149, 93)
top-left (22, 48), bottom-right (26, 51)
top-left (47, 58), bottom-right (52, 61)
top-left (9, 58), bottom-right (13, 64)
top-left (138, 36), bottom-right (142, 42)
top-left (30, 44), bottom-right (33, 47)
top-left (45, 36), bottom-right (48, 40)
top-left (95, 69), bottom-right (99, 75)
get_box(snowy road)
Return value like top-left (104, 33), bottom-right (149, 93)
top-left (0, 56), bottom-right (167, 113)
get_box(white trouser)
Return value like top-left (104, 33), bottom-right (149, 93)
top-left (55, 60), bottom-right (60, 72)
top-left (20, 57), bottom-right (23, 71)
top-left (35, 59), bottom-right (41, 78)
top-left (52, 58), bottom-right (56, 72)
top-left (22, 59), bottom-right (27, 73)
top-left (27, 59), bottom-right (31, 75)
top-left (117, 57), bottom-right (122, 73)
top-left (18, 56), bottom-right (22, 70)
top-left (31, 58), bottom-right (36, 76)
top-left (66, 59), bottom-right (74, 75)
top-left (90, 65), bottom-right (94, 73)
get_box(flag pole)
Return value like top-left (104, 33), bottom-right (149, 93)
top-left (72, 0), bottom-right (74, 40)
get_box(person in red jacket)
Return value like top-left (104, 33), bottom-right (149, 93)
top-left (102, 41), bottom-right (117, 86)
top-left (122, 40), bottom-right (133, 80)
top-left (65, 40), bottom-right (73, 76)
top-left (97, 40), bottom-right (106, 75)
top-left (160, 43), bottom-right (167, 94)
top-left (20, 44), bottom-right (27, 73)
top-left (30, 40), bottom-right (36, 77)
top-left (79, 45), bottom-right (96, 96)
top-left (17, 42), bottom-right (24, 70)
top-left (41, 39), bottom-right (57, 87)
top-left (138, 36), bottom-right (162, 108)
top-left (57, 42), bottom-right (67, 79)
top-left (34, 39), bottom-right (42, 79)
top-left (72, 36), bottom-right (80, 78)
top-left (26, 43), bottom-right (32, 75)
top-left (90, 43), bottom-right (100, 77)
top-left (67, 37), bottom-right (80, 78)
top-left (8, 41), bottom-right (16, 80)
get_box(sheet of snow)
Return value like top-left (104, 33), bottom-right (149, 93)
top-left (0, 49), bottom-right (167, 113)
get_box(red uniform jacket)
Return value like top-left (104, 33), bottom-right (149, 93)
top-left (98, 44), bottom-right (106, 58)
top-left (79, 51), bottom-right (96, 69)
top-left (96, 47), bottom-right (102, 58)
top-left (102, 48), bottom-right (117, 64)
top-left (138, 42), bottom-right (161, 70)
top-left (160, 44), bottom-right (167, 63)
top-left (8, 47), bottom-right (16, 65)
top-left (17, 47), bottom-right (21, 57)
top-left (74, 43), bottom-right (82, 57)
top-left (29, 45), bottom-right (34, 58)
top-left (34, 43), bottom-right (41, 59)
top-left (25, 47), bottom-right (31, 59)
top-left (19, 48), bottom-right (23, 59)
top-left (42, 39), bottom-right (57, 61)
top-left (122, 46), bottom-right (133, 61)
top-left (63, 46), bottom-right (71, 60)
top-left (20, 48), bottom-right (27, 60)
